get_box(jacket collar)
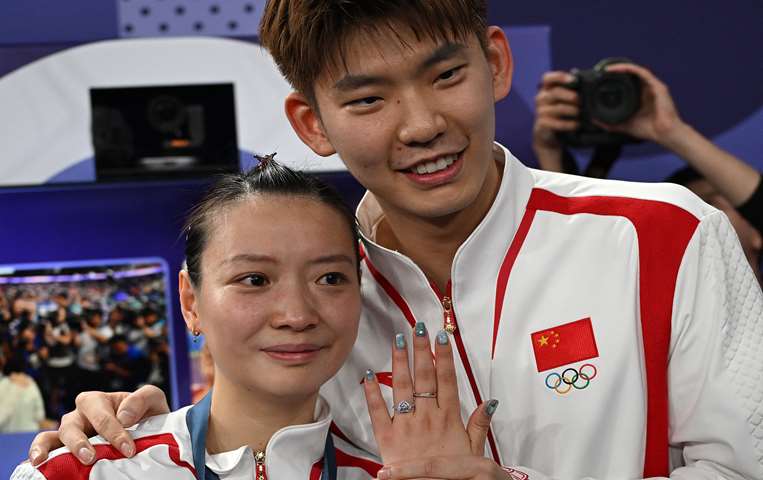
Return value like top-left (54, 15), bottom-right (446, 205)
top-left (356, 142), bottom-right (535, 298)
top-left (186, 391), bottom-right (335, 479)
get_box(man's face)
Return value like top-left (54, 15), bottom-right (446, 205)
top-left (305, 26), bottom-right (511, 221)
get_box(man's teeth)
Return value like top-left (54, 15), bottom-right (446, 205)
top-left (414, 154), bottom-right (457, 174)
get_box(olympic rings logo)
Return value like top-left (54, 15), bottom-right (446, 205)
top-left (544, 364), bottom-right (597, 395)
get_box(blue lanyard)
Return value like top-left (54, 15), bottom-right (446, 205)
top-left (186, 391), bottom-right (337, 480)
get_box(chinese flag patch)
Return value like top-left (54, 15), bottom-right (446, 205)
top-left (531, 317), bottom-right (599, 372)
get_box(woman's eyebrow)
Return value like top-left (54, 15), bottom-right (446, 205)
top-left (222, 253), bottom-right (278, 266)
top-left (309, 254), bottom-right (355, 266)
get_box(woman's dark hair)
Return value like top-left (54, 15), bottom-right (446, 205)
top-left (183, 154), bottom-right (360, 286)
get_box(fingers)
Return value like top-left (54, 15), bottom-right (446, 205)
top-left (29, 431), bottom-right (59, 466)
top-left (391, 332), bottom-right (413, 409)
top-left (540, 70), bottom-right (575, 88)
top-left (74, 391), bottom-right (135, 458)
top-left (115, 385), bottom-right (171, 427)
top-left (433, 330), bottom-right (459, 412)
top-left (536, 86), bottom-right (579, 108)
top-left (377, 456), bottom-right (498, 480)
top-left (363, 369), bottom-right (393, 446)
top-left (466, 400), bottom-right (499, 455)
top-left (537, 103), bottom-right (579, 120)
top-left (58, 410), bottom-right (98, 464)
top-left (412, 322), bottom-right (437, 401)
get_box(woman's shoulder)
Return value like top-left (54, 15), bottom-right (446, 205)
top-left (12, 407), bottom-right (196, 480)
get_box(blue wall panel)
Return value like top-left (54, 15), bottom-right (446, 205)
top-left (0, 1), bottom-right (118, 45)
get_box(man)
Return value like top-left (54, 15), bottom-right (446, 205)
top-left (29, 2), bottom-right (763, 479)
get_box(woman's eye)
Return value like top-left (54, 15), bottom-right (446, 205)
top-left (317, 272), bottom-right (347, 286)
top-left (242, 274), bottom-right (268, 287)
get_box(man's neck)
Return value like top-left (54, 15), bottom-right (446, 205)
top-left (206, 371), bottom-right (318, 455)
top-left (376, 155), bottom-right (504, 292)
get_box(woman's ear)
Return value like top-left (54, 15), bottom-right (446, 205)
top-left (484, 26), bottom-right (514, 102)
top-left (178, 270), bottom-right (201, 334)
top-left (284, 92), bottom-right (337, 157)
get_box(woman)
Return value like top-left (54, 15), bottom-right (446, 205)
top-left (17, 157), bottom-right (500, 480)
top-left (13, 157), bottom-right (374, 479)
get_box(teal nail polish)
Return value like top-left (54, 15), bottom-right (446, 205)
top-left (486, 399), bottom-right (499, 416)
top-left (395, 333), bottom-right (406, 349)
top-left (365, 369), bottom-right (375, 382)
top-left (415, 322), bottom-right (426, 337)
top-left (436, 330), bottom-right (449, 345)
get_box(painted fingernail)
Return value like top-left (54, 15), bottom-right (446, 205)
top-left (78, 447), bottom-right (95, 464)
top-left (117, 409), bottom-right (135, 425)
top-left (415, 322), bottom-right (426, 337)
top-left (436, 330), bottom-right (449, 345)
top-left (119, 441), bottom-right (135, 457)
top-left (377, 467), bottom-right (391, 480)
top-left (486, 399), bottom-right (500, 417)
top-left (395, 333), bottom-right (406, 350)
top-left (29, 448), bottom-right (42, 465)
top-left (365, 369), bottom-right (375, 382)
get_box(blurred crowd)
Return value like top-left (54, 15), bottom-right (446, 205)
top-left (0, 274), bottom-right (171, 432)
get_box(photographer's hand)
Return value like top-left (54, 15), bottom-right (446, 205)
top-left (604, 63), bottom-right (761, 208)
top-left (533, 71), bottom-right (580, 172)
top-left (600, 63), bottom-right (685, 147)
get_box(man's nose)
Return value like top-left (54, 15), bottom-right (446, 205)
top-left (397, 93), bottom-right (447, 146)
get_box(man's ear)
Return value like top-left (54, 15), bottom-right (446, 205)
top-left (485, 26), bottom-right (514, 102)
top-left (178, 270), bottom-right (201, 334)
top-left (284, 92), bottom-right (337, 157)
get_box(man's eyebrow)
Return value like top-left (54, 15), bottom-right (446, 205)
top-left (332, 42), bottom-right (467, 92)
top-left (416, 42), bottom-right (467, 75)
top-left (333, 74), bottom-right (391, 92)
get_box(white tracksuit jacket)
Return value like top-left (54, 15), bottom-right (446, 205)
top-left (322, 144), bottom-right (763, 480)
top-left (11, 396), bottom-right (379, 479)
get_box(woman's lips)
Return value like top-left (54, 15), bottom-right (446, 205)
top-left (262, 344), bottom-right (324, 362)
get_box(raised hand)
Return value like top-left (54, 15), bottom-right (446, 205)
top-left (599, 63), bottom-right (685, 147)
top-left (532, 71), bottom-right (581, 171)
top-left (363, 323), bottom-right (504, 479)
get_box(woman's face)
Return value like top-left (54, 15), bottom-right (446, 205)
top-left (179, 195), bottom-right (361, 401)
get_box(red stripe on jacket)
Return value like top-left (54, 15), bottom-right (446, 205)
top-left (37, 433), bottom-right (196, 479)
top-left (492, 188), bottom-right (699, 476)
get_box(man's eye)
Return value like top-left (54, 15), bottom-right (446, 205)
top-left (438, 66), bottom-right (463, 81)
top-left (349, 96), bottom-right (381, 107)
top-left (242, 274), bottom-right (268, 287)
top-left (317, 272), bottom-right (347, 285)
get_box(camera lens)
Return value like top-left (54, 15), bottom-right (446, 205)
top-left (589, 74), bottom-right (640, 125)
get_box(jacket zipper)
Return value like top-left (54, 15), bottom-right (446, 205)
top-left (255, 450), bottom-right (267, 480)
top-left (442, 295), bottom-right (457, 333)
top-left (435, 280), bottom-right (457, 334)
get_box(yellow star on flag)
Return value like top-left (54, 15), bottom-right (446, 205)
top-left (538, 335), bottom-right (549, 346)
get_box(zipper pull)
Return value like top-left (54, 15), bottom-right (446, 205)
top-left (254, 450), bottom-right (267, 480)
top-left (442, 296), bottom-right (456, 334)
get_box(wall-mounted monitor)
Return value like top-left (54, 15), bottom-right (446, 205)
top-left (90, 83), bottom-right (239, 181)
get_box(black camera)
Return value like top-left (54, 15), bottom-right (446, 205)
top-left (558, 58), bottom-right (642, 147)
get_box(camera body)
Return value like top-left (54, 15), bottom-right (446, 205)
top-left (558, 58), bottom-right (642, 147)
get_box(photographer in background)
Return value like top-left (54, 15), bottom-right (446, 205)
top-left (534, 62), bottom-right (763, 280)
top-left (533, 62), bottom-right (763, 233)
